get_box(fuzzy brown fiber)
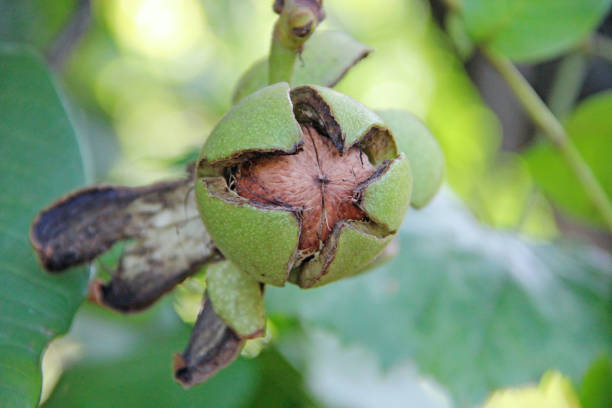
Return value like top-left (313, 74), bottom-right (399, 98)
top-left (235, 124), bottom-right (375, 252)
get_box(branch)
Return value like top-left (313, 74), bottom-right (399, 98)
top-left (481, 47), bottom-right (612, 232)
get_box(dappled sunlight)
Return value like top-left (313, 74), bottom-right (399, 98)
top-left (93, 56), bottom-right (161, 115)
top-left (113, 96), bottom-right (208, 158)
top-left (340, 42), bottom-right (435, 118)
top-left (325, 0), bottom-right (429, 39)
top-left (107, 95), bottom-right (209, 183)
top-left (106, 0), bottom-right (210, 60)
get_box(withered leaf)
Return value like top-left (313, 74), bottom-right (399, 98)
top-left (31, 175), bottom-right (220, 312)
top-left (174, 293), bottom-right (244, 388)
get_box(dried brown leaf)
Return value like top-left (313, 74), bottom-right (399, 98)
top-left (30, 176), bottom-right (219, 312)
top-left (174, 293), bottom-right (244, 387)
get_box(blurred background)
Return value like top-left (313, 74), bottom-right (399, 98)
top-left (1, 0), bottom-right (611, 407)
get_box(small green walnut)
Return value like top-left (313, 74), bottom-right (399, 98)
top-left (195, 82), bottom-right (413, 290)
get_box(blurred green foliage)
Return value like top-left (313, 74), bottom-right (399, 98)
top-left (1, 0), bottom-right (612, 407)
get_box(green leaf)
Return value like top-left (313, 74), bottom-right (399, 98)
top-left (525, 91), bottom-right (612, 226)
top-left (232, 30), bottom-right (372, 104)
top-left (0, 44), bottom-right (89, 407)
top-left (579, 354), bottom-right (612, 408)
top-left (266, 191), bottom-right (612, 406)
top-left (460, 0), bottom-right (611, 62)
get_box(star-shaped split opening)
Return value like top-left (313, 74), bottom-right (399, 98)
top-left (234, 124), bottom-right (376, 252)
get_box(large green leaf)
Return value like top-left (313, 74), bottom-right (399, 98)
top-left (232, 30), bottom-right (372, 104)
top-left (0, 44), bottom-right (89, 407)
top-left (525, 91), bottom-right (612, 226)
top-left (460, 0), bottom-right (611, 62)
top-left (266, 190), bottom-right (612, 406)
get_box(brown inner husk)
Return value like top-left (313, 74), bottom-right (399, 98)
top-left (233, 124), bottom-right (376, 253)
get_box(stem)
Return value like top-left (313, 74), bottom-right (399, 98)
top-left (269, 34), bottom-right (300, 84)
top-left (268, 0), bottom-right (324, 85)
top-left (516, 53), bottom-right (585, 231)
top-left (481, 47), bottom-right (612, 232)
